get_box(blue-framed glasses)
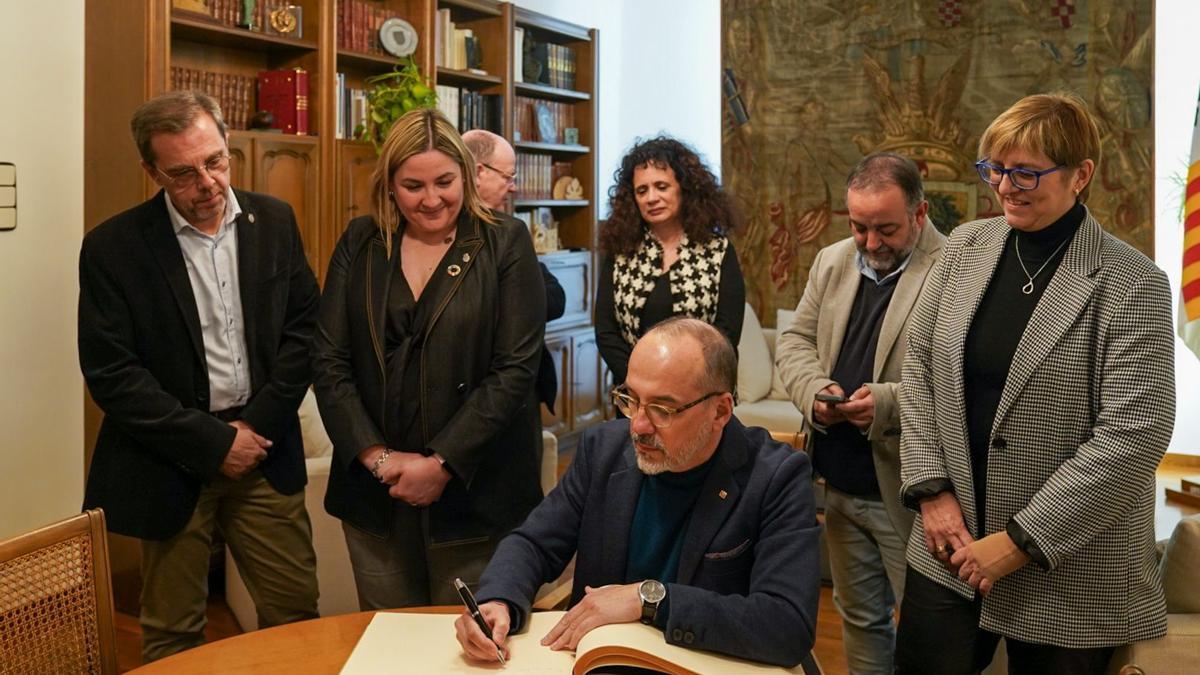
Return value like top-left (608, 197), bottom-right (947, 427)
top-left (975, 159), bottom-right (1065, 191)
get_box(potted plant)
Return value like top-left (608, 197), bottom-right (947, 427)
top-left (360, 56), bottom-right (438, 151)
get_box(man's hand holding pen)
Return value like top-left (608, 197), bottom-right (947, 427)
top-left (454, 599), bottom-right (511, 664)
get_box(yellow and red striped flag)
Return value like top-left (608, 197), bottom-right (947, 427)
top-left (1183, 91), bottom-right (1200, 361)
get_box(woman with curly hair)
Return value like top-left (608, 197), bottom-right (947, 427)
top-left (595, 136), bottom-right (745, 385)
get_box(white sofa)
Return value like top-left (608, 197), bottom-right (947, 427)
top-left (226, 390), bottom-right (559, 631)
top-left (733, 303), bottom-right (806, 434)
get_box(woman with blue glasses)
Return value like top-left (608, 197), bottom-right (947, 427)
top-left (894, 92), bottom-right (1174, 674)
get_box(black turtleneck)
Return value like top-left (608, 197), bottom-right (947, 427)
top-left (962, 201), bottom-right (1084, 533)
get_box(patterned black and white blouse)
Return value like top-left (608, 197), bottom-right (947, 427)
top-left (595, 229), bottom-right (745, 384)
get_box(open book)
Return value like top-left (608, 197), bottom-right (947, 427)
top-left (340, 611), bottom-right (804, 674)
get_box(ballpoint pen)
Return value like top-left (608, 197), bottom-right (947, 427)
top-left (454, 577), bottom-right (506, 665)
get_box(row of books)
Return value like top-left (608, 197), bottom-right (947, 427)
top-left (338, 0), bottom-right (402, 55)
top-left (170, 67), bottom-right (256, 131)
top-left (434, 86), bottom-right (502, 135)
top-left (513, 96), bottom-right (577, 145)
top-left (335, 73), bottom-right (369, 140)
top-left (435, 9), bottom-right (485, 72)
top-left (191, 0), bottom-right (304, 39)
top-left (514, 29), bottom-right (577, 90)
top-left (515, 154), bottom-right (572, 201)
top-left (171, 67), bottom-right (310, 135)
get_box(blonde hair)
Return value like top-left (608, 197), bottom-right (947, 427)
top-left (370, 108), bottom-right (494, 252)
top-left (977, 92), bottom-right (1100, 201)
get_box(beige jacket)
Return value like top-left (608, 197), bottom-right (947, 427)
top-left (775, 222), bottom-right (944, 538)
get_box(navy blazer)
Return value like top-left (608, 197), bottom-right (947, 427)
top-left (79, 190), bottom-right (319, 540)
top-left (476, 417), bottom-right (820, 667)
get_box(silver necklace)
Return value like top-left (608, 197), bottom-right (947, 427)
top-left (1014, 236), bottom-right (1069, 295)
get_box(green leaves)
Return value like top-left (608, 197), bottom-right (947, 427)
top-left (360, 56), bottom-right (439, 152)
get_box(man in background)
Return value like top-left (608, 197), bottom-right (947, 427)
top-left (775, 152), bottom-right (945, 674)
top-left (78, 91), bottom-right (320, 661)
top-left (463, 128), bottom-right (566, 415)
top-left (455, 318), bottom-right (820, 668)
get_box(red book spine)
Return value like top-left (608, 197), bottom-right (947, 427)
top-left (294, 69), bottom-right (310, 135)
top-left (258, 69), bottom-right (308, 135)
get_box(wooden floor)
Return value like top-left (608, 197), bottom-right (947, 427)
top-left (115, 585), bottom-right (849, 674)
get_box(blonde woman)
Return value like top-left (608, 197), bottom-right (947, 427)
top-left (896, 93), bottom-right (1173, 673)
top-left (312, 108), bottom-right (545, 608)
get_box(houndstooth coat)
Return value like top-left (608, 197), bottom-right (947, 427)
top-left (898, 210), bottom-right (1174, 648)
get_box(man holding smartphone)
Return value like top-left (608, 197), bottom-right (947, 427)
top-left (775, 152), bottom-right (945, 675)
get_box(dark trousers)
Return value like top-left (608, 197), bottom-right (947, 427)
top-left (895, 566), bottom-right (1115, 675)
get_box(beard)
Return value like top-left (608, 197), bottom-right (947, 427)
top-left (858, 221), bottom-right (920, 276)
top-left (633, 423), bottom-right (712, 475)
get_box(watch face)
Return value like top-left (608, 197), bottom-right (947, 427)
top-left (639, 579), bottom-right (666, 604)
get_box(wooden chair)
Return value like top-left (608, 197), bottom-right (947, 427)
top-left (770, 430), bottom-right (808, 451)
top-left (0, 509), bottom-right (117, 674)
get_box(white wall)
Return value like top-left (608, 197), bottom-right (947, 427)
top-left (0, 3), bottom-right (85, 539)
top-left (1154, 1), bottom-right (1200, 455)
top-left (512, 0), bottom-right (721, 215)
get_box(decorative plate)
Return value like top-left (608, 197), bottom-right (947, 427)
top-left (379, 17), bottom-right (418, 58)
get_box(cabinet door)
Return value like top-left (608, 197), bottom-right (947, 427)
top-left (542, 250), bottom-right (592, 331)
top-left (337, 141), bottom-right (377, 230)
top-left (227, 134), bottom-right (253, 190)
top-left (542, 334), bottom-right (571, 435)
top-left (253, 137), bottom-right (320, 274)
top-left (570, 331), bottom-right (606, 431)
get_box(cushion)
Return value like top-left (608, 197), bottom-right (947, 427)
top-left (768, 308), bottom-right (797, 400)
top-left (1161, 514), bottom-right (1200, 613)
top-left (736, 303), bottom-right (772, 404)
top-left (732, 398), bottom-right (807, 434)
top-left (299, 388), bottom-right (334, 459)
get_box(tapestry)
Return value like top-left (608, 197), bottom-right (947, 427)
top-left (721, 0), bottom-right (1153, 324)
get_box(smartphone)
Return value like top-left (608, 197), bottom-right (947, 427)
top-left (815, 392), bottom-right (847, 404)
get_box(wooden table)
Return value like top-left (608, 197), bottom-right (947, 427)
top-left (128, 607), bottom-right (459, 674)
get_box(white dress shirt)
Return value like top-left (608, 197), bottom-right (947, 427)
top-left (165, 187), bottom-right (251, 412)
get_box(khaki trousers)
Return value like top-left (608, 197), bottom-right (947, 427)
top-left (139, 469), bottom-right (319, 662)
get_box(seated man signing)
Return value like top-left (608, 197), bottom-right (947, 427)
top-left (454, 317), bottom-right (820, 668)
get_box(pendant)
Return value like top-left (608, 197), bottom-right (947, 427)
top-left (1022, 280), bottom-right (1035, 294)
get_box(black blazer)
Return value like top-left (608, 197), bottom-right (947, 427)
top-left (477, 417), bottom-right (821, 667)
top-left (313, 211), bottom-right (545, 542)
top-left (79, 190), bottom-right (320, 540)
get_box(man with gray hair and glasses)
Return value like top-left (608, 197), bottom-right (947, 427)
top-left (78, 90), bottom-right (320, 661)
top-left (454, 317), bottom-right (821, 669)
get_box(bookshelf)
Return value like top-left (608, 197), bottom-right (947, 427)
top-left (84, 0), bottom-right (604, 613)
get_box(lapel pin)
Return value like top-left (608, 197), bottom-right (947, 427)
top-left (718, 489), bottom-right (728, 500)
top-left (448, 264), bottom-right (462, 277)
top-left (462, 253), bottom-right (471, 262)
top-left (247, 213), bottom-right (256, 223)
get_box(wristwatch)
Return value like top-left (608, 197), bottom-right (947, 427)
top-left (638, 579), bottom-right (666, 625)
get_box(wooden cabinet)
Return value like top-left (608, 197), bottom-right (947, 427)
top-left (569, 331), bottom-right (606, 431)
top-left (336, 140), bottom-right (378, 233)
top-left (541, 250), bottom-right (591, 331)
top-left (234, 133), bottom-right (321, 275)
top-left (540, 326), bottom-right (612, 451)
top-left (541, 333), bottom-right (570, 436)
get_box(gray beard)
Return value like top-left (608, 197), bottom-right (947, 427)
top-left (633, 423), bottom-right (711, 475)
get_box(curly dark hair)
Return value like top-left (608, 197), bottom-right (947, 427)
top-left (600, 136), bottom-right (739, 256)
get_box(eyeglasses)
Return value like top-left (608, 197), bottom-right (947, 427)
top-left (610, 386), bottom-right (723, 428)
top-left (481, 162), bottom-right (517, 185)
top-left (975, 159), bottom-right (1065, 191)
top-left (155, 153), bottom-right (231, 188)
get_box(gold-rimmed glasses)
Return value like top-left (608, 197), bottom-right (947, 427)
top-left (481, 162), bottom-right (517, 185)
top-left (155, 153), bottom-right (231, 189)
top-left (610, 386), bottom-right (723, 428)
